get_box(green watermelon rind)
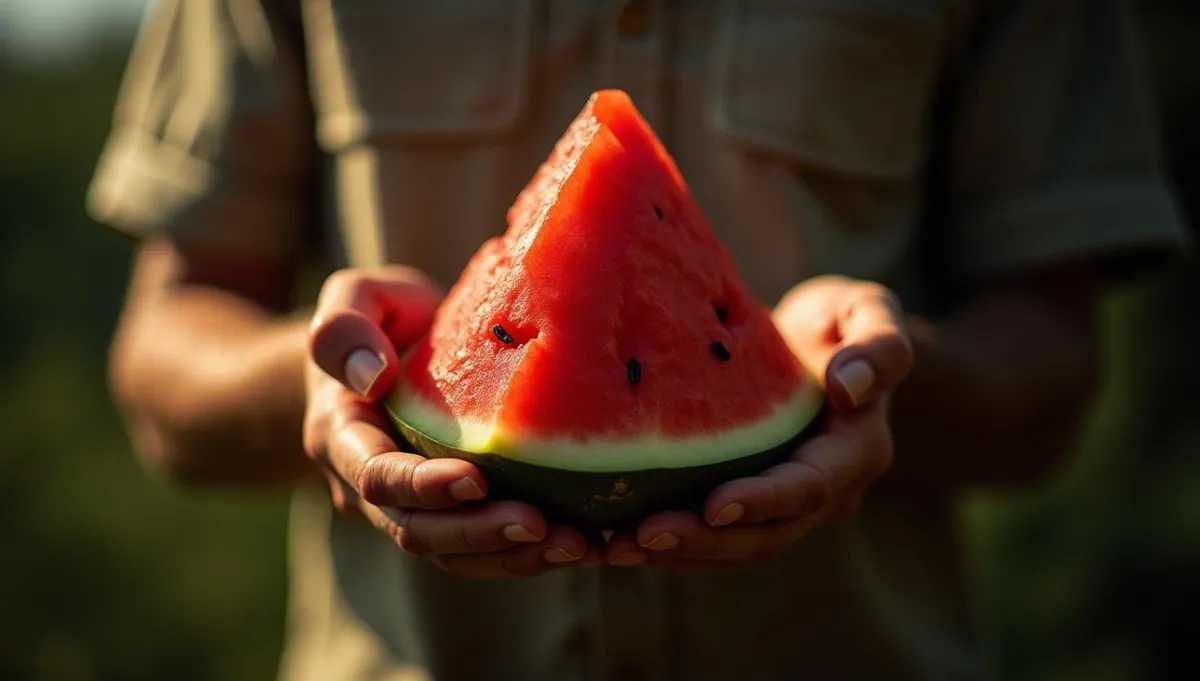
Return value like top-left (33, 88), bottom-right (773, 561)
top-left (383, 384), bottom-right (825, 532)
top-left (385, 379), bottom-right (825, 473)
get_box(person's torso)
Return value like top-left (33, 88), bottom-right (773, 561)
top-left (281, 2), bottom-right (986, 680)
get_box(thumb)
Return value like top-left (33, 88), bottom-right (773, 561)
top-left (776, 283), bottom-right (912, 410)
top-left (309, 267), bottom-right (443, 400)
top-left (824, 295), bottom-right (913, 409)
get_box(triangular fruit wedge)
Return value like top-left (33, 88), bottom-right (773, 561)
top-left (387, 90), bottom-right (824, 530)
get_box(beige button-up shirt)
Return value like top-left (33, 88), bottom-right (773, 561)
top-left (90, 1), bottom-right (1189, 680)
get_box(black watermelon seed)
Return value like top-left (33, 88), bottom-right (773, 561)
top-left (714, 305), bottom-right (729, 324)
top-left (627, 357), bottom-right (642, 384)
top-left (653, 204), bottom-right (663, 220)
top-left (711, 341), bottom-right (732, 362)
top-left (492, 324), bottom-right (514, 344)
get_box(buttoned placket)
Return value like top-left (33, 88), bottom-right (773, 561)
top-left (587, 4), bottom-right (677, 679)
top-left (584, 564), bottom-right (673, 681)
top-left (599, 0), bottom-right (672, 133)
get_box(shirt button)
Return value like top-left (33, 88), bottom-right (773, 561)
top-left (617, 0), bottom-right (649, 37)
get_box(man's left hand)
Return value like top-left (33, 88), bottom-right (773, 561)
top-left (602, 276), bottom-right (914, 570)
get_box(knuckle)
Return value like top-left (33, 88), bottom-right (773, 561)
top-left (327, 401), bottom-right (353, 431)
top-left (390, 459), bottom-right (419, 506)
top-left (805, 461), bottom-right (837, 503)
top-left (459, 524), bottom-right (489, 553)
top-left (390, 265), bottom-right (441, 292)
top-left (301, 419), bottom-right (325, 463)
top-left (867, 426), bottom-right (895, 478)
top-left (875, 436), bottom-right (895, 477)
top-left (820, 274), bottom-right (855, 289)
top-left (875, 333), bottom-right (914, 375)
top-left (322, 267), bottom-right (364, 296)
top-left (861, 281), bottom-right (901, 309)
top-left (766, 478), bottom-right (797, 519)
top-left (312, 271), bottom-right (362, 327)
top-left (353, 456), bottom-right (380, 502)
top-left (355, 457), bottom-right (398, 505)
top-left (309, 311), bottom-right (370, 360)
top-left (395, 523), bottom-right (429, 556)
top-left (405, 460), bottom-right (440, 507)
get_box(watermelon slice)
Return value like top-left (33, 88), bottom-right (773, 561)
top-left (387, 90), bottom-right (824, 530)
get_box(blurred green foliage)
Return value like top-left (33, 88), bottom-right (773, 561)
top-left (964, 3), bottom-right (1200, 679)
top-left (1, 4), bottom-right (1196, 680)
top-left (0, 45), bottom-right (291, 681)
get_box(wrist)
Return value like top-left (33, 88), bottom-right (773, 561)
top-left (132, 311), bottom-right (314, 489)
top-left (218, 313), bottom-right (311, 454)
top-left (886, 298), bottom-right (1099, 490)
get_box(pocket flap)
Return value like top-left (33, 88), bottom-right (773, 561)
top-left (708, 0), bottom-right (949, 181)
top-left (304, 0), bottom-right (538, 150)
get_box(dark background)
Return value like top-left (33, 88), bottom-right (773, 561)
top-left (1, 2), bottom-right (1197, 680)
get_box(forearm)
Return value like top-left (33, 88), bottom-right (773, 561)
top-left (887, 274), bottom-right (1102, 490)
top-left (110, 246), bottom-right (315, 488)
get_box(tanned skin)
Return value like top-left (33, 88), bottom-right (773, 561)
top-left (107, 236), bottom-right (1099, 576)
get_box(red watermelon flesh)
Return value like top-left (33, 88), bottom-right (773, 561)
top-left (390, 90), bottom-right (822, 474)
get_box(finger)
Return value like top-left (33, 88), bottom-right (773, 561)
top-left (835, 438), bottom-right (893, 521)
top-left (636, 511), bottom-right (826, 563)
top-left (793, 401), bottom-right (893, 503)
top-left (698, 408), bottom-right (893, 529)
top-left (826, 289), bottom-right (912, 408)
top-left (577, 543), bottom-right (607, 568)
top-left (603, 531), bottom-right (647, 567)
top-left (375, 500), bottom-right (547, 555)
top-left (834, 482), bottom-right (869, 520)
top-left (702, 460), bottom-right (831, 526)
top-left (831, 465), bottom-right (887, 521)
top-left (787, 429), bottom-right (870, 506)
top-left (630, 512), bottom-right (787, 563)
top-left (326, 401), bottom-right (486, 509)
top-left (310, 267), bottom-right (443, 399)
top-left (776, 282), bottom-right (911, 410)
top-left (431, 526), bottom-right (591, 579)
top-left (322, 468), bottom-right (365, 518)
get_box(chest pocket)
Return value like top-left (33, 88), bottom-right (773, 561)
top-left (708, 0), bottom-right (951, 182)
top-left (302, 0), bottom-right (538, 151)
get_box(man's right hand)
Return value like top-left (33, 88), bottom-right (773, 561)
top-left (304, 267), bottom-right (594, 579)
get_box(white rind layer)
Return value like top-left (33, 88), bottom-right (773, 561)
top-left (387, 379), bottom-right (824, 473)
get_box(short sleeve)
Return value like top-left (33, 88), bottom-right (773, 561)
top-left (937, 0), bottom-right (1192, 282)
top-left (87, 0), bottom-right (318, 258)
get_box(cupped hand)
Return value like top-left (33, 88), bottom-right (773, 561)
top-left (303, 267), bottom-right (596, 579)
top-left (604, 276), bottom-right (914, 570)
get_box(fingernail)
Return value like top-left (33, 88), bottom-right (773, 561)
top-left (345, 348), bottom-right (385, 396)
top-left (836, 359), bottom-right (876, 407)
top-left (502, 524), bottom-right (540, 543)
top-left (447, 477), bottom-right (485, 501)
top-left (610, 552), bottom-right (646, 567)
top-left (543, 547), bottom-right (580, 563)
top-left (712, 503), bottom-right (745, 527)
top-left (642, 533), bottom-right (680, 551)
